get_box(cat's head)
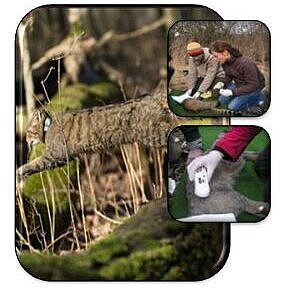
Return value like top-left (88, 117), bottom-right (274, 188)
top-left (26, 109), bottom-right (47, 152)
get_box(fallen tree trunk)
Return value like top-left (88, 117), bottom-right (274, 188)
top-left (18, 197), bottom-right (228, 281)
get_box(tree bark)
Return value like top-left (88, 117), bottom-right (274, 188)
top-left (18, 21), bottom-right (35, 119)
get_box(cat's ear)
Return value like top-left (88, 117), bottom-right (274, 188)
top-left (31, 109), bottom-right (43, 122)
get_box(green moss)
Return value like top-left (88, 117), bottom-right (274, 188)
top-left (23, 143), bottom-right (77, 208)
top-left (173, 226), bottom-right (221, 280)
top-left (88, 81), bottom-right (121, 101)
top-left (165, 220), bottom-right (188, 236)
top-left (89, 234), bottom-right (129, 265)
top-left (18, 224), bottom-right (222, 280)
top-left (18, 143), bottom-right (77, 248)
top-left (70, 23), bottom-right (85, 38)
top-left (17, 199), bottom-right (226, 281)
top-left (48, 84), bottom-right (90, 113)
top-left (139, 238), bottom-right (163, 250)
top-left (163, 266), bottom-right (185, 280)
top-left (98, 245), bottom-right (177, 280)
top-left (47, 82), bottom-right (122, 114)
top-left (19, 252), bottom-right (99, 281)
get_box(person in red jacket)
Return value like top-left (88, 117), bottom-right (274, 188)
top-left (187, 126), bottom-right (270, 201)
top-left (210, 41), bottom-right (266, 113)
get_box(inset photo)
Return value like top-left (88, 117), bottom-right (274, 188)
top-left (168, 126), bottom-right (270, 222)
top-left (168, 21), bottom-right (270, 117)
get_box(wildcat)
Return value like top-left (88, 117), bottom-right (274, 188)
top-left (168, 134), bottom-right (269, 221)
top-left (16, 93), bottom-right (178, 186)
top-left (186, 149), bottom-right (269, 219)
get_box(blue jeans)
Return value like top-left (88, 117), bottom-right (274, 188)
top-left (218, 83), bottom-right (265, 112)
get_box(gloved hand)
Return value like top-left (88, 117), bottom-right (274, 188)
top-left (213, 82), bottom-right (225, 90)
top-left (185, 89), bottom-right (193, 96)
top-left (192, 91), bottom-right (201, 99)
top-left (187, 150), bottom-right (224, 182)
top-left (186, 148), bottom-right (203, 166)
top-left (219, 89), bottom-right (233, 97)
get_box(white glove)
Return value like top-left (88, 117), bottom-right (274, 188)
top-left (219, 89), bottom-right (233, 97)
top-left (171, 92), bottom-right (190, 103)
top-left (192, 91), bottom-right (201, 99)
top-left (185, 89), bottom-right (193, 96)
top-left (213, 82), bottom-right (225, 90)
top-left (168, 177), bottom-right (176, 194)
top-left (187, 150), bottom-right (224, 182)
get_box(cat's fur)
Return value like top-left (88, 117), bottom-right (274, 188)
top-left (183, 98), bottom-right (234, 115)
top-left (186, 150), bottom-right (269, 218)
top-left (16, 93), bottom-right (178, 185)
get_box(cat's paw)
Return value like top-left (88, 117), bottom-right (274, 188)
top-left (256, 202), bottom-right (270, 217)
top-left (16, 168), bottom-right (26, 194)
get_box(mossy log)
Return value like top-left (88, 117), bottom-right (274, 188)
top-left (18, 198), bottom-right (228, 281)
top-left (47, 81), bottom-right (122, 113)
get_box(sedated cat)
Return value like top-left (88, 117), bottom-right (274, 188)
top-left (16, 93), bottom-right (178, 186)
top-left (185, 149), bottom-right (269, 220)
top-left (168, 136), bottom-right (269, 221)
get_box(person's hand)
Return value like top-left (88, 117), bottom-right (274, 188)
top-left (185, 89), bottom-right (193, 96)
top-left (192, 91), bottom-right (201, 99)
top-left (186, 148), bottom-right (203, 166)
top-left (187, 150), bottom-right (224, 182)
top-left (213, 82), bottom-right (225, 90)
top-left (219, 89), bottom-right (233, 97)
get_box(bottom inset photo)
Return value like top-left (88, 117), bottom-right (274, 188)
top-left (168, 125), bottom-right (270, 222)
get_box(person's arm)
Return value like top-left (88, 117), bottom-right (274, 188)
top-left (222, 64), bottom-right (233, 85)
top-left (214, 126), bottom-right (262, 162)
top-left (180, 126), bottom-right (203, 165)
top-left (197, 57), bottom-right (219, 93)
top-left (187, 56), bottom-right (198, 90)
top-left (233, 59), bottom-right (260, 96)
top-left (187, 126), bottom-right (261, 181)
top-left (180, 126), bottom-right (201, 147)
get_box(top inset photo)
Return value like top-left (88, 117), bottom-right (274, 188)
top-left (168, 21), bottom-right (270, 117)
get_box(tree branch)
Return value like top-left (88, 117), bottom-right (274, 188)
top-left (112, 16), bottom-right (167, 42)
top-left (31, 16), bottom-right (168, 71)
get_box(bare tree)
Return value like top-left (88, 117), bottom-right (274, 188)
top-left (18, 16), bottom-right (35, 119)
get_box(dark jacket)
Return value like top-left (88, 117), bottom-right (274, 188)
top-left (223, 56), bottom-right (265, 97)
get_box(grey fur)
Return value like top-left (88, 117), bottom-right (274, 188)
top-left (186, 154), bottom-right (269, 219)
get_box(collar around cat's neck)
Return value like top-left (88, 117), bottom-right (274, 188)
top-left (43, 117), bottom-right (51, 132)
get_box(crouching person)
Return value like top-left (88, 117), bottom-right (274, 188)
top-left (185, 41), bottom-right (226, 100)
top-left (210, 40), bottom-right (266, 114)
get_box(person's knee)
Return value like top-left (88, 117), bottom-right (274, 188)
top-left (228, 98), bottom-right (243, 111)
top-left (218, 95), bottom-right (230, 105)
top-left (258, 91), bottom-right (266, 105)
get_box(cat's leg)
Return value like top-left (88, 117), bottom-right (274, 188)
top-left (238, 193), bottom-right (270, 218)
top-left (242, 151), bottom-right (260, 162)
top-left (16, 154), bottom-right (67, 189)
